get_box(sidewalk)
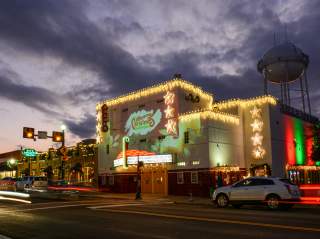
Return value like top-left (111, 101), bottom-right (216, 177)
top-left (79, 192), bottom-right (213, 205)
top-left (79, 191), bottom-right (320, 208)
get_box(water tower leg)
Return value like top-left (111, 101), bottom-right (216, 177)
top-left (304, 73), bottom-right (312, 114)
top-left (280, 82), bottom-right (284, 104)
top-left (299, 77), bottom-right (306, 113)
top-left (288, 84), bottom-right (290, 105)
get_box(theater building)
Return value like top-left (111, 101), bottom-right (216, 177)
top-left (96, 77), bottom-right (319, 196)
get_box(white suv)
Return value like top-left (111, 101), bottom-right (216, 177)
top-left (212, 177), bottom-right (300, 210)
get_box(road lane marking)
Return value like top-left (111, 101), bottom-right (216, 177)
top-left (0, 234), bottom-right (12, 239)
top-left (88, 203), bottom-right (145, 209)
top-left (0, 202), bottom-right (120, 214)
top-left (88, 201), bottom-right (173, 209)
top-left (101, 209), bottom-right (320, 233)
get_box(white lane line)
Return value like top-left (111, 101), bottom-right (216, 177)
top-left (0, 234), bottom-right (12, 239)
top-left (0, 202), bottom-right (116, 214)
top-left (88, 203), bottom-right (145, 209)
top-left (88, 201), bottom-right (174, 210)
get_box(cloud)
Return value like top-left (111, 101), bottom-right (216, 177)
top-left (0, 0), bottom-right (319, 144)
top-left (63, 113), bottom-right (96, 139)
top-left (0, 70), bottom-right (62, 116)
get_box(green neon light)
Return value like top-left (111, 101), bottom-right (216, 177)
top-left (22, 149), bottom-right (37, 157)
top-left (294, 119), bottom-right (306, 165)
top-left (122, 136), bottom-right (130, 168)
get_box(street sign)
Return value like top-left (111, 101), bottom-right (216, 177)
top-left (22, 148), bottom-right (37, 157)
top-left (38, 131), bottom-right (48, 139)
top-left (59, 146), bottom-right (67, 155)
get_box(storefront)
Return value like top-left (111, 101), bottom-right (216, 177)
top-left (97, 76), bottom-right (319, 196)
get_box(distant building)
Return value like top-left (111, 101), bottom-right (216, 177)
top-left (97, 77), bottom-right (319, 196)
top-left (0, 150), bottom-right (21, 178)
top-left (9, 139), bottom-right (98, 186)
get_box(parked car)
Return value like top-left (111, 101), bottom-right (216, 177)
top-left (16, 176), bottom-right (48, 191)
top-left (0, 177), bottom-right (17, 191)
top-left (212, 177), bottom-right (300, 210)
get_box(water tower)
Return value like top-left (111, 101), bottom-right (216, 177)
top-left (257, 41), bottom-right (311, 114)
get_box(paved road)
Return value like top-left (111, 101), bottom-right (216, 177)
top-left (1, 197), bottom-right (320, 239)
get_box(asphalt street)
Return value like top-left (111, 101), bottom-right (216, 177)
top-left (1, 197), bottom-right (320, 239)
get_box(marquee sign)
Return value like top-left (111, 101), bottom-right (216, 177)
top-left (114, 154), bottom-right (173, 167)
top-left (125, 109), bottom-right (162, 136)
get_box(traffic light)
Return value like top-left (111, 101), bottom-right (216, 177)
top-left (23, 127), bottom-right (34, 139)
top-left (52, 131), bottom-right (64, 142)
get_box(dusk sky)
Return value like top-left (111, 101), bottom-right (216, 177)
top-left (0, 0), bottom-right (319, 153)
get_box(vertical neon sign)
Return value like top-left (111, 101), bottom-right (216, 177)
top-left (250, 106), bottom-right (265, 159)
top-left (164, 91), bottom-right (177, 135)
top-left (122, 136), bottom-right (130, 168)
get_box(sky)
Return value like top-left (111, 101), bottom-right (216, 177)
top-left (0, 0), bottom-right (319, 153)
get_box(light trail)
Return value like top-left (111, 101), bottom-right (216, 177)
top-left (0, 191), bottom-right (30, 198)
top-left (0, 196), bottom-right (31, 204)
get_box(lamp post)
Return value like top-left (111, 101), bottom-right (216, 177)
top-left (60, 124), bottom-right (66, 180)
top-left (7, 158), bottom-right (17, 178)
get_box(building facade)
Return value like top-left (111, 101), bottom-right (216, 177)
top-left (97, 77), bottom-right (319, 196)
top-left (11, 139), bottom-right (98, 186)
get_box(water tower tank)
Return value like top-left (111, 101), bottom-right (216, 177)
top-left (257, 42), bottom-right (309, 83)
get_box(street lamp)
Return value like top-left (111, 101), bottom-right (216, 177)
top-left (7, 158), bottom-right (17, 177)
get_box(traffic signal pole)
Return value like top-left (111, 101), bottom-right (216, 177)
top-left (60, 130), bottom-right (65, 180)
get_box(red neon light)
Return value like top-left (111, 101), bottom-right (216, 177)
top-left (299, 184), bottom-right (320, 190)
top-left (284, 116), bottom-right (296, 165)
top-left (305, 124), bottom-right (314, 165)
top-left (116, 149), bottom-right (156, 159)
top-left (48, 186), bottom-right (96, 192)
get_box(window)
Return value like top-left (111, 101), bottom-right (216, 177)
top-left (251, 178), bottom-right (274, 186)
top-left (138, 104), bottom-right (145, 108)
top-left (184, 131), bottom-right (189, 144)
top-left (177, 162), bottom-right (185, 166)
top-left (234, 179), bottom-right (253, 187)
top-left (156, 99), bottom-right (164, 103)
top-left (191, 172), bottom-right (198, 184)
top-left (106, 144), bottom-right (109, 154)
top-left (108, 175), bottom-right (114, 186)
top-left (122, 108), bottom-right (128, 112)
top-left (192, 160), bottom-right (200, 165)
top-left (140, 138), bottom-right (147, 143)
top-left (177, 172), bottom-right (184, 184)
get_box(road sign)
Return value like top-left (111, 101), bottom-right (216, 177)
top-left (59, 146), bottom-right (67, 155)
top-left (22, 148), bottom-right (37, 157)
top-left (38, 131), bottom-right (48, 139)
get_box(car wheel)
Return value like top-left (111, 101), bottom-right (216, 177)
top-left (266, 194), bottom-right (280, 210)
top-left (216, 194), bottom-right (229, 208)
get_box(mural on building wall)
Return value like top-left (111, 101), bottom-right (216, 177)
top-left (125, 109), bottom-right (162, 136)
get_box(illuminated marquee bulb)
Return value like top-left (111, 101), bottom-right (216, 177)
top-left (250, 119), bottom-right (263, 132)
top-left (250, 106), bottom-right (262, 118)
top-left (251, 133), bottom-right (263, 146)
